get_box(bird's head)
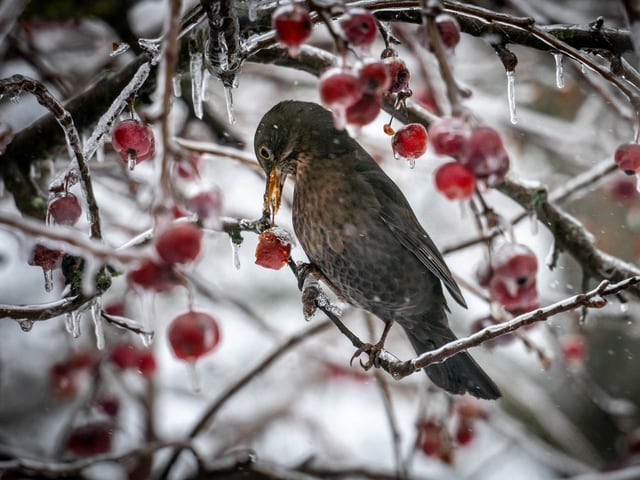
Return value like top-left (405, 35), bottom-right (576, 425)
top-left (254, 100), bottom-right (353, 221)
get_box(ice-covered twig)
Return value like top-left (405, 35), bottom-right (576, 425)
top-left (0, 75), bottom-right (102, 239)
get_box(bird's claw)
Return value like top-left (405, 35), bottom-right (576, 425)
top-left (350, 342), bottom-right (383, 371)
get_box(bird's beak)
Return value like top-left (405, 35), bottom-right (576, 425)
top-left (263, 167), bottom-right (284, 224)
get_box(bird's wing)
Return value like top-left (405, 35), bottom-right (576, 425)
top-left (358, 161), bottom-right (467, 309)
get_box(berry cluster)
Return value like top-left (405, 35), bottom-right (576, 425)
top-left (417, 397), bottom-right (488, 462)
top-left (429, 117), bottom-right (510, 200)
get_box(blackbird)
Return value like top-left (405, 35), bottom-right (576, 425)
top-left (254, 100), bottom-right (500, 399)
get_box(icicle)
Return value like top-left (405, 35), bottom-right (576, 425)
top-left (95, 138), bottom-right (105, 163)
top-left (635, 172), bottom-right (640, 193)
top-left (529, 209), bottom-right (538, 235)
top-left (91, 299), bottom-right (105, 350)
top-left (140, 331), bottom-right (155, 347)
top-left (172, 73), bottom-right (183, 98)
top-left (224, 86), bottom-right (235, 124)
top-left (127, 151), bottom-right (137, 171)
top-left (506, 70), bottom-right (518, 125)
top-left (406, 158), bottom-right (416, 169)
top-left (187, 360), bottom-right (201, 392)
top-left (65, 311), bottom-right (81, 338)
top-left (553, 53), bottom-right (564, 89)
top-left (330, 106), bottom-right (347, 131)
top-left (248, 0), bottom-right (259, 22)
top-left (81, 257), bottom-right (102, 297)
top-left (231, 239), bottom-right (241, 270)
top-left (190, 50), bottom-right (204, 119)
top-left (19, 320), bottom-right (34, 332)
top-left (42, 268), bottom-right (54, 292)
top-left (201, 70), bottom-right (211, 102)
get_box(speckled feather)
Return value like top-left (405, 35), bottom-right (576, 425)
top-left (254, 101), bottom-right (500, 399)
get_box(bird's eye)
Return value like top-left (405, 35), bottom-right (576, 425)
top-left (258, 145), bottom-right (272, 161)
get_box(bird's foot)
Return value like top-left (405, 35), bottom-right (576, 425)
top-left (350, 341), bottom-right (385, 371)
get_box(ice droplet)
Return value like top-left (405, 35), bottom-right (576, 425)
top-left (42, 268), bottom-right (54, 292)
top-left (231, 239), bottom-right (241, 270)
top-left (19, 320), bottom-right (34, 332)
top-left (190, 50), bottom-right (204, 119)
top-left (553, 53), bottom-right (564, 89)
top-left (224, 86), bottom-right (235, 124)
top-left (506, 70), bottom-right (518, 125)
top-left (140, 330), bottom-right (155, 347)
top-left (127, 151), bottom-right (137, 171)
top-left (91, 299), bottom-right (105, 350)
top-left (406, 158), bottom-right (416, 169)
top-left (65, 311), bottom-right (81, 338)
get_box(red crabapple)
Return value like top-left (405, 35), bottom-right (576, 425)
top-left (255, 227), bottom-right (293, 270)
top-left (65, 423), bottom-right (113, 456)
top-left (461, 126), bottom-right (509, 186)
top-left (137, 350), bottom-right (157, 378)
top-left (435, 14), bottom-right (461, 50)
top-left (383, 56), bottom-right (410, 93)
top-left (339, 8), bottom-right (377, 49)
top-left (434, 162), bottom-right (476, 200)
top-left (429, 116), bottom-right (470, 156)
top-left (112, 119), bottom-right (155, 170)
top-left (154, 222), bottom-right (203, 264)
top-left (561, 334), bottom-right (587, 366)
top-left (272, 5), bottom-right (313, 57)
top-left (489, 242), bottom-right (539, 312)
top-left (127, 258), bottom-right (178, 292)
top-left (109, 342), bottom-right (140, 370)
top-left (614, 143), bottom-right (640, 175)
top-left (319, 68), bottom-right (363, 129)
top-left (48, 193), bottom-right (82, 226)
top-left (346, 93), bottom-right (382, 126)
top-left (185, 187), bottom-right (223, 221)
top-left (96, 396), bottom-right (120, 417)
top-left (29, 244), bottom-right (63, 270)
top-left (49, 363), bottom-right (78, 399)
top-left (358, 60), bottom-right (391, 94)
top-left (392, 123), bottom-right (428, 161)
top-left (168, 310), bottom-right (221, 362)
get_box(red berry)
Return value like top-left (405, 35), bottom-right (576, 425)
top-left (415, 88), bottom-right (438, 113)
top-left (96, 396), bottom-right (120, 417)
top-left (109, 342), bottom-right (139, 369)
top-left (175, 154), bottom-right (202, 179)
top-left (68, 349), bottom-right (96, 370)
top-left (168, 310), bottom-right (221, 362)
top-left (339, 8), bottom-right (377, 49)
top-left (49, 363), bottom-right (78, 399)
top-left (65, 423), bottom-right (113, 456)
top-left (155, 223), bottom-right (203, 264)
top-left (112, 119), bottom-right (155, 169)
top-left (28, 244), bottom-right (63, 270)
top-left (474, 256), bottom-right (493, 288)
top-left (456, 397), bottom-right (487, 420)
top-left (103, 302), bottom-right (125, 317)
top-left (346, 93), bottom-right (382, 126)
top-left (127, 259), bottom-right (178, 292)
top-left (358, 60), bottom-right (391, 94)
top-left (561, 334), bottom-right (587, 365)
top-left (383, 56), bottom-right (410, 93)
top-left (255, 228), bottom-right (293, 270)
top-left (417, 419), bottom-right (443, 457)
top-left (392, 123), bottom-right (428, 160)
top-left (489, 242), bottom-right (539, 311)
top-left (614, 143), bottom-right (640, 175)
top-left (461, 126), bottom-right (509, 186)
top-left (435, 14), bottom-right (461, 50)
top-left (137, 350), bottom-right (157, 378)
top-left (272, 5), bottom-right (313, 57)
top-left (185, 188), bottom-right (223, 220)
top-left (490, 279), bottom-right (539, 312)
top-left (48, 194), bottom-right (82, 226)
top-left (434, 162), bottom-right (476, 200)
top-left (609, 176), bottom-right (638, 205)
top-left (455, 420), bottom-right (474, 445)
top-left (429, 117), bottom-right (470, 157)
top-left (319, 68), bottom-right (363, 128)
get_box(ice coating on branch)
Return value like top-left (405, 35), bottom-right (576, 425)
top-left (553, 53), bottom-right (564, 89)
top-left (231, 239), bottom-right (241, 270)
top-left (506, 70), bottom-right (517, 125)
top-left (83, 62), bottom-right (151, 161)
top-left (65, 310), bottom-right (81, 338)
top-left (224, 86), bottom-right (235, 124)
top-left (19, 320), bottom-right (34, 332)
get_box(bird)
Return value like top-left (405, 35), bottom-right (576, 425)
top-left (254, 100), bottom-right (500, 399)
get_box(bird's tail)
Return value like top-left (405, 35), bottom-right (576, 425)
top-left (401, 312), bottom-right (501, 399)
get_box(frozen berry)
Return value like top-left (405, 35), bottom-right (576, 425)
top-left (137, 350), bottom-right (157, 378)
top-left (417, 419), bottom-right (446, 458)
top-left (175, 154), bottom-right (202, 179)
top-left (392, 123), bottom-right (428, 160)
top-left (255, 227), bottom-right (293, 270)
top-left (339, 8), bottom-right (377, 49)
top-left (489, 242), bottom-right (539, 312)
top-left (383, 56), bottom-right (410, 93)
top-left (272, 5), bottom-right (313, 57)
top-left (429, 117), bottom-right (470, 157)
top-left (103, 302), bottom-right (125, 317)
top-left (461, 126), bottom-right (509, 186)
top-left (358, 60), bottom-right (391, 94)
top-left (455, 420), bottom-right (474, 445)
top-left (109, 342), bottom-right (139, 370)
top-left (185, 187), bottom-right (223, 221)
top-left (49, 363), bottom-right (78, 399)
top-left (127, 259), bottom-right (178, 292)
top-left (435, 14), bottom-right (461, 50)
top-left (434, 162), bottom-right (476, 200)
top-left (155, 222), bottom-right (203, 264)
top-left (614, 143), bottom-right (640, 175)
top-left (29, 244), bottom-right (63, 270)
top-left (112, 119), bottom-right (155, 170)
top-left (96, 396), bottom-right (120, 417)
top-left (168, 310), bottom-right (221, 362)
top-left (48, 194), bottom-right (82, 226)
top-left (65, 423), bottom-right (113, 456)
top-left (319, 68), bottom-right (363, 129)
top-left (346, 93), bottom-right (382, 126)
